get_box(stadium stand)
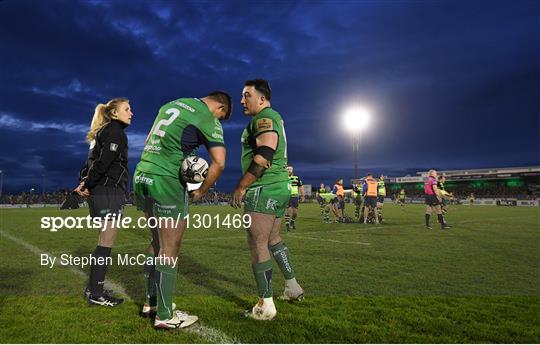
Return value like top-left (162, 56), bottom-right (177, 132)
top-left (385, 166), bottom-right (540, 200)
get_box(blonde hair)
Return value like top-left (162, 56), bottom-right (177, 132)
top-left (86, 98), bottom-right (129, 142)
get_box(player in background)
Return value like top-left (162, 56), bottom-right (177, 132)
top-left (353, 180), bottom-right (364, 221)
top-left (331, 178), bottom-right (345, 222)
top-left (284, 165), bottom-right (305, 231)
top-left (231, 79), bottom-right (304, 321)
top-left (424, 169), bottom-right (451, 230)
top-left (76, 98), bottom-right (132, 307)
top-left (399, 188), bottom-right (406, 207)
top-left (316, 183), bottom-right (327, 216)
top-left (377, 175), bottom-right (386, 222)
top-left (133, 92), bottom-right (231, 329)
top-left (469, 192), bottom-right (475, 206)
top-left (437, 175), bottom-right (453, 214)
top-left (317, 185), bottom-right (335, 223)
top-left (362, 173), bottom-right (379, 225)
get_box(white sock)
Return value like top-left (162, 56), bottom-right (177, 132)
top-left (285, 277), bottom-right (298, 286)
top-left (263, 297), bottom-right (274, 306)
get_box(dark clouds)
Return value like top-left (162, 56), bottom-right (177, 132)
top-left (0, 0), bottom-right (539, 192)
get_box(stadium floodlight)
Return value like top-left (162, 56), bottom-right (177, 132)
top-left (342, 106), bottom-right (371, 180)
top-left (343, 107), bottom-right (370, 132)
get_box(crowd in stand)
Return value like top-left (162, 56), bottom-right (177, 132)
top-left (0, 189), bottom-right (233, 205)
top-left (388, 185), bottom-right (537, 200)
top-left (125, 191), bottom-right (232, 205)
top-left (1, 184), bottom-right (537, 205)
top-left (0, 189), bottom-right (73, 205)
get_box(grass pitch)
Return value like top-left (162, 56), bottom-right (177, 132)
top-left (0, 203), bottom-right (539, 343)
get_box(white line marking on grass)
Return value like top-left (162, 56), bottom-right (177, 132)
top-left (300, 225), bottom-right (393, 235)
top-left (287, 233), bottom-right (370, 246)
top-left (0, 228), bottom-right (241, 344)
top-left (188, 323), bottom-right (240, 344)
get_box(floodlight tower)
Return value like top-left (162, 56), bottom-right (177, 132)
top-left (343, 107), bottom-right (370, 180)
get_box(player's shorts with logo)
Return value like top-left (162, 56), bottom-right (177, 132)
top-left (87, 185), bottom-right (126, 218)
top-left (244, 181), bottom-right (290, 218)
top-left (133, 168), bottom-right (188, 219)
top-left (288, 195), bottom-right (299, 208)
top-left (377, 196), bottom-right (385, 203)
top-left (364, 196), bottom-right (377, 208)
top-left (425, 194), bottom-right (440, 206)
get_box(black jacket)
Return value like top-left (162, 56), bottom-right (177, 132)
top-left (79, 120), bottom-right (129, 191)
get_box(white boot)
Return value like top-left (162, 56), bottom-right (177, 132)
top-left (247, 297), bottom-right (277, 320)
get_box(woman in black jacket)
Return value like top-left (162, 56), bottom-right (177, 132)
top-left (75, 98), bottom-right (132, 306)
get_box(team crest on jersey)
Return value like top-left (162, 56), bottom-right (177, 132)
top-left (256, 118), bottom-right (273, 132)
top-left (110, 143), bottom-right (118, 152)
top-left (266, 198), bottom-right (277, 211)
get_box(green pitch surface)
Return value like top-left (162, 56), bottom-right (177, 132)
top-left (0, 203), bottom-right (539, 343)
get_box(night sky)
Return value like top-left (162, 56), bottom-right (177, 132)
top-left (1, 0), bottom-right (539, 193)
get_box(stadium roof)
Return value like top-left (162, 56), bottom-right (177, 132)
top-left (417, 166), bottom-right (540, 177)
top-left (388, 166), bottom-right (540, 183)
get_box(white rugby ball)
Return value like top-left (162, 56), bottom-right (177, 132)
top-left (181, 156), bottom-right (209, 183)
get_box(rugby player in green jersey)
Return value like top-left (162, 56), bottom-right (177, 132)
top-left (469, 192), bottom-right (475, 207)
top-left (231, 79), bottom-right (304, 320)
top-left (437, 175), bottom-right (453, 214)
top-left (133, 92), bottom-right (231, 329)
top-left (353, 181), bottom-right (364, 221)
top-left (285, 165), bottom-right (305, 231)
top-left (399, 188), bottom-right (406, 207)
top-left (319, 189), bottom-right (337, 223)
top-left (377, 175), bottom-right (386, 221)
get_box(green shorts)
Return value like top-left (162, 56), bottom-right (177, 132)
top-left (244, 181), bottom-right (291, 218)
top-left (133, 169), bottom-right (188, 219)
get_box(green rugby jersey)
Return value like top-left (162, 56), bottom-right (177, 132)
top-left (437, 181), bottom-right (446, 192)
top-left (136, 98), bottom-right (224, 178)
top-left (320, 193), bottom-right (336, 203)
top-left (289, 175), bottom-right (302, 196)
top-left (377, 180), bottom-right (386, 196)
top-left (241, 107), bottom-right (288, 187)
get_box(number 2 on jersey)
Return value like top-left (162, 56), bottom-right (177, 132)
top-left (153, 108), bottom-right (180, 138)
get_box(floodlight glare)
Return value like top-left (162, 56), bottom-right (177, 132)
top-left (343, 107), bottom-right (370, 131)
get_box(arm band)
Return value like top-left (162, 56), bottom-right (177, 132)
top-left (247, 160), bottom-right (266, 178)
top-left (255, 145), bottom-right (275, 162)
